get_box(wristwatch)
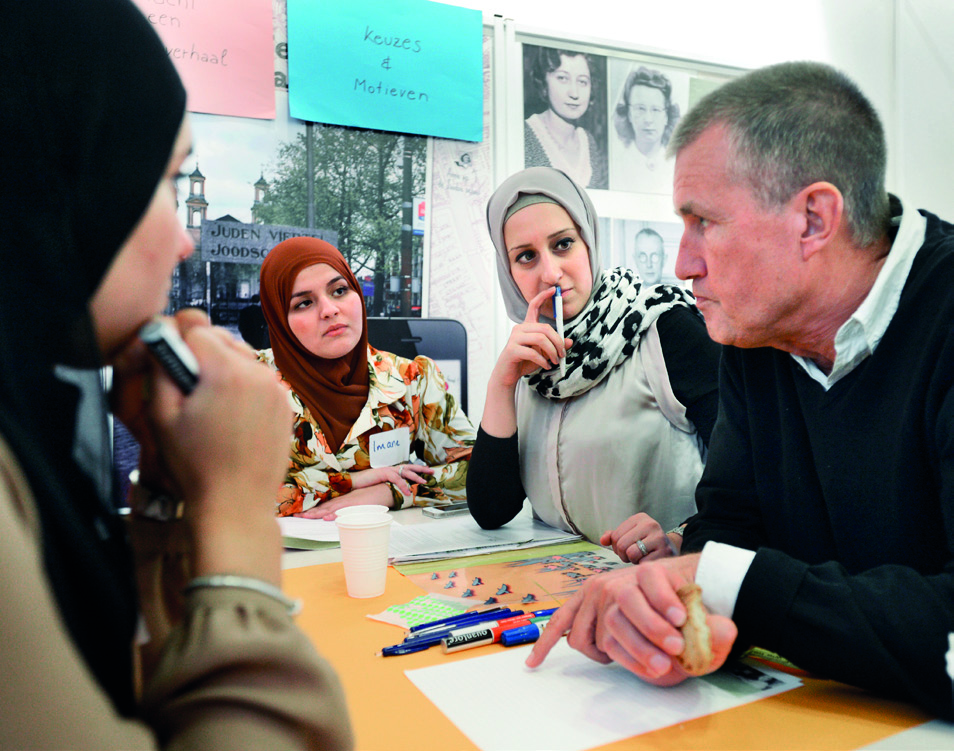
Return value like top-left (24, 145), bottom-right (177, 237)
top-left (127, 469), bottom-right (184, 521)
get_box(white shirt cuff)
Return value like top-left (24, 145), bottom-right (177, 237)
top-left (695, 541), bottom-right (756, 618)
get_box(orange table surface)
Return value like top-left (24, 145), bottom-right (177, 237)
top-left (284, 562), bottom-right (931, 751)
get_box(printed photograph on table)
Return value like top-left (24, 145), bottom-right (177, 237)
top-left (521, 44), bottom-right (608, 190)
top-left (609, 218), bottom-right (685, 285)
top-left (607, 59), bottom-right (690, 196)
top-left (405, 548), bottom-right (626, 606)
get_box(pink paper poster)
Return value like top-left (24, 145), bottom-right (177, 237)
top-left (132, 0), bottom-right (275, 120)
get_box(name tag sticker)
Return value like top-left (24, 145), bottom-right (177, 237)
top-left (369, 427), bottom-right (410, 468)
top-left (433, 359), bottom-right (461, 406)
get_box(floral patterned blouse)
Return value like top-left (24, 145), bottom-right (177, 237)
top-left (258, 347), bottom-right (475, 517)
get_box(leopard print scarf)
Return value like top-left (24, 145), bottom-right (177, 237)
top-left (527, 267), bottom-right (695, 399)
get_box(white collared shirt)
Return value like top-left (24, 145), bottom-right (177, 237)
top-left (791, 204), bottom-right (927, 389)
top-left (697, 199), bottom-right (928, 618)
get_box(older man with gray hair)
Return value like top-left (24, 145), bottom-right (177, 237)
top-left (528, 60), bottom-right (954, 720)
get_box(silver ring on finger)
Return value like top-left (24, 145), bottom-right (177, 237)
top-left (636, 539), bottom-right (649, 557)
top-left (398, 464), bottom-right (405, 479)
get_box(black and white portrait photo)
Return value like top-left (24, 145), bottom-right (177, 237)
top-left (522, 44), bottom-right (608, 190)
top-left (609, 218), bottom-right (684, 285)
top-left (608, 61), bottom-right (689, 196)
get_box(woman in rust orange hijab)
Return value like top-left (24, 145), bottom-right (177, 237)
top-left (259, 237), bottom-right (475, 518)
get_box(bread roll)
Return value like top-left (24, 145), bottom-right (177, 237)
top-left (675, 582), bottom-right (712, 676)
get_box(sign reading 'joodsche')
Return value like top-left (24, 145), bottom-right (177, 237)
top-left (199, 220), bottom-right (338, 265)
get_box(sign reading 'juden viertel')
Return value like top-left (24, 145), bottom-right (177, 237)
top-left (199, 219), bottom-right (338, 265)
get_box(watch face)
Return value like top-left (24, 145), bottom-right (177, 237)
top-left (128, 471), bottom-right (184, 521)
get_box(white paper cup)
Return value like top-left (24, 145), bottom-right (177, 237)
top-left (335, 514), bottom-right (392, 598)
top-left (334, 505), bottom-right (390, 518)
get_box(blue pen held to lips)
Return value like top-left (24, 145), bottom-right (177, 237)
top-left (554, 286), bottom-right (566, 377)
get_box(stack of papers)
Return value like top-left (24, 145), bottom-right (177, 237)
top-left (278, 515), bottom-right (359, 546)
top-left (388, 513), bottom-right (581, 563)
top-left (277, 510), bottom-right (581, 563)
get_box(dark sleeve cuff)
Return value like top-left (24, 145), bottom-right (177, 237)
top-left (465, 425), bottom-right (526, 529)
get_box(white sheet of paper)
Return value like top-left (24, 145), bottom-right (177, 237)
top-left (386, 512), bottom-right (580, 563)
top-left (405, 640), bottom-right (801, 751)
top-left (369, 426), bottom-right (410, 467)
top-left (856, 719), bottom-right (954, 749)
top-left (277, 515), bottom-right (402, 542)
top-left (279, 508), bottom-right (578, 560)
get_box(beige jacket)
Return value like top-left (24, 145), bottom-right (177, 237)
top-left (0, 432), bottom-right (354, 750)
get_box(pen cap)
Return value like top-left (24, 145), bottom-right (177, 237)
top-left (139, 318), bottom-right (200, 373)
top-left (500, 622), bottom-right (545, 647)
top-left (138, 317), bottom-right (200, 393)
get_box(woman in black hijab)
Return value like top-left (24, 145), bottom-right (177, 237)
top-left (0, 2), bottom-right (352, 748)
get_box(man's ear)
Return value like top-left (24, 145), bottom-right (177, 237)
top-left (798, 182), bottom-right (843, 260)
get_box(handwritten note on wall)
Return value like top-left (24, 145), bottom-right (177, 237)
top-left (132, 0), bottom-right (275, 119)
top-left (287, 0), bottom-right (483, 142)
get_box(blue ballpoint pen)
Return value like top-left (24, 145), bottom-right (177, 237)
top-left (378, 641), bottom-right (434, 657)
top-left (381, 608), bottom-right (560, 655)
top-left (437, 609), bottom-right (557, 636)
top-left (403, 610), bottom-right (523, 643)
top-left (554, 286), bottom-right (566, 377)
top-left (380, 625), bottom-right (462, 655)
top-left (380, 633), bottom-right (444, 655)
top-left (407, 608), bottom-right (519, 637)
top-left (408, 606), bottom-right (511, 634)
top-left (383, 622), bottom-right (511, 656)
